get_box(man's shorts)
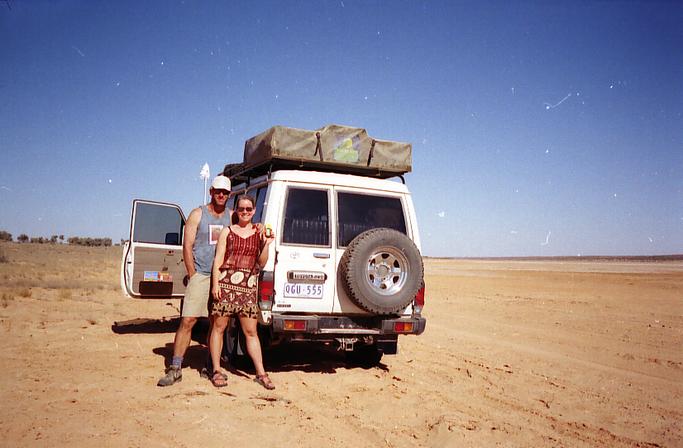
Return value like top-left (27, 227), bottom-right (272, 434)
top-left (181, 272), bottom-right (211, 318)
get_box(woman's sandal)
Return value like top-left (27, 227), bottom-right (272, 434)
top-left (211, 371), bottom-right (228, 388)
top-left (254, 373), bottom-right (275, 390)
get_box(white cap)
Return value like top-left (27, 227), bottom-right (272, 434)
top-left (210, 175), bottom-right (231, 191)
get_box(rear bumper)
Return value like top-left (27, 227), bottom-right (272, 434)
top-left (271, 314), bottom-right (426, 336)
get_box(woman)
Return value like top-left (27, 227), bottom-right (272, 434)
top-left (209, 195), bottom-right (275, 389)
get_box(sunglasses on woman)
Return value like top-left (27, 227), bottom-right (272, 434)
top-left (237, 207), bottom-right (254, 212)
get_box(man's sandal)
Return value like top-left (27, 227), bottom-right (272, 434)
top-left (211, 371), bottom-right (228, 388)
top-left (254, 373), bottom-right (275, 390)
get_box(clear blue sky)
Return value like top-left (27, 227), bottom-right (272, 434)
top-left (1, 1), bottom-right (681, 257)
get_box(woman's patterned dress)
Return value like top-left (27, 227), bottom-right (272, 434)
top-left (212, 226), bottom-right (262, 318)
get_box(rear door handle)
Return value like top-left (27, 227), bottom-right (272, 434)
top-left (313, 253), bottom-right (330, 259)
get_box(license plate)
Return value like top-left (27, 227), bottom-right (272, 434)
top-left (283, 283), bottom-right (324, 299)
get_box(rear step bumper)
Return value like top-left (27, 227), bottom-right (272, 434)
top-left (271, 314), bottom-right (426, 336)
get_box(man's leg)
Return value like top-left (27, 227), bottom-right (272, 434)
top-left (157, 316), bottom-right (197, 386)
top-left (172, 316), bottom-right (198, 358)
top-left (158, 273), bottom-right (209, 387)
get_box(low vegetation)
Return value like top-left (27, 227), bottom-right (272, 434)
top-left (1, 230), bottom-right (113, 247)
top-left (66, 237), bottom-right (112, 247)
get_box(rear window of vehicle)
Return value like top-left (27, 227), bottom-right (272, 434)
top-left (337, 192), bottom-right (406, 247)
top-left (282, 188), bottom-right (330, 246)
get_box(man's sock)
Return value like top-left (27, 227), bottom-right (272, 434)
top-left (171, 356), bottom-right (183, 368)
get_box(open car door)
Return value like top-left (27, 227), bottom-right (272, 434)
top-left (121, 199), bottom-right (187, 299)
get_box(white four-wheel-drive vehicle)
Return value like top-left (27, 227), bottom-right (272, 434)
top-left (121, 124), bottom-right (426, 365)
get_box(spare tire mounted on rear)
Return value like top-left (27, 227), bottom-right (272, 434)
top-left (339, 228), bottom-right (423, 315)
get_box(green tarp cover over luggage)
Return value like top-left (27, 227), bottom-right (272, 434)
top-left (240, 124), bottom-right (411, 178)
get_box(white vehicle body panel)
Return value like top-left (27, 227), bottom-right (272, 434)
top-left (262, 181), bottom-right (337, 314)
top-left (233, 170), bottom-right (420, 317)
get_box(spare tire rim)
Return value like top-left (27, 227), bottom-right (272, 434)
top-left (366, 246), bottom-right (409, 296)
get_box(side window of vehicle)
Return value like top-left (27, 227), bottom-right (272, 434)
top-left (228, 190), bottom-right (246, 224)
top-left (282, 188), bottom-right (329, 246)
top-left (255, 187), bottom-right (267, 223)
top-left (251, 186), bottom-right (267, 224)
top-left (337, 193), bottom-right (406, 247)
top-left (133, 203), bottom-right (185, 245)
top-left (226, 194), bottom-right (236, 213)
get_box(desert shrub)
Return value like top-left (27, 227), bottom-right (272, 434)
top-left (0, 230), bottom-right (11, 242)
top-left (17, 234), bottom-right (29, 243)
top-left (67, 237), bottom-right (113, 247)
top-left (17, 288), bottom-right (32, 298)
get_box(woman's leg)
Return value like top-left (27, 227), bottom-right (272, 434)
top-left (239, 315), bottom-right (267, 376)
top-left (209, 315), bottom-right (229, 374)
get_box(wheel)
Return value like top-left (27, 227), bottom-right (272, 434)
top-left (222, 319), bottom-right (246, 365)
top-left (339, 228), bottom-right (423, 314)
top-left (346, 344), bottom-right (383, 367)
top-left (222, 319), bottom-right (271, 367)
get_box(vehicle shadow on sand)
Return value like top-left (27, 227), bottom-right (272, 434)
top-left (264, 343), bottom-right (389, 374)
top-left (111, 315), bottom-right (209, 339)
top-left (111, 317), bottom-right (388, 375)
top-left (111, 316), bottom-right (182, 335)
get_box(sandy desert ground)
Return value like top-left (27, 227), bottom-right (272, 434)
top-left (0, 242), bottom-right (681, 447)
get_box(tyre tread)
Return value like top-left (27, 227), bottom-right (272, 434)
top-left (340, 228), bottom-right (423, 314)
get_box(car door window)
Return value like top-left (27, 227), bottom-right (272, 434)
top-left (337, 193), bottom-right (406, 247)
top-left (282, 188), bottom-right (329, 246)
top-left (132, 202), bottom-right (185, 245)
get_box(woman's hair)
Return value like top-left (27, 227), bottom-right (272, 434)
top-left (235, 194), bottom-right (256, 208)
top-left (231, 194), bottom-right (256, 224)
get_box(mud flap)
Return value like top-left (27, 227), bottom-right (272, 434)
top-left (377, 339), bottom-right (398, 355)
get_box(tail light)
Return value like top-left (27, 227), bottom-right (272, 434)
top-left (413, 282), bottom-right (425, 314)
top-left (394, 321), bottom-right (415, 333)
top-left (283, 319), bottom-right (307, 331)
top-left (259, 271), bottom-right (274, 310)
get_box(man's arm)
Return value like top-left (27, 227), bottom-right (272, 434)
top-left (183, 207), bottom-right (202, 278)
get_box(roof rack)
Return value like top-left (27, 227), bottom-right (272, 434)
top-left (222, 160), bottom-right (406, 184)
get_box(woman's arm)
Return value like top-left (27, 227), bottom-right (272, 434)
top-left (257, 231), bottom-right (275, 268)
top-left (211, 226), bottom-right (230, 300)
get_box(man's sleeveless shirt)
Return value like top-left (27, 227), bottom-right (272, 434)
top-left (192, 205), bottom-right (231, 274)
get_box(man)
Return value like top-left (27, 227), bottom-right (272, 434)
top-left (157, 175), bottom-right (233, 386)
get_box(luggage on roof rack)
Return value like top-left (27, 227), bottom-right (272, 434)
top-left (223, 124), bottom-right (411, 180)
